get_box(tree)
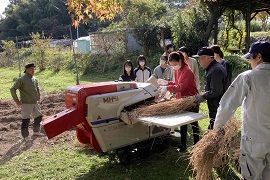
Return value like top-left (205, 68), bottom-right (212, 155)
top-left (0, 40), bottom-right (16, 67)
top-left (254, 11), bottom-right (269, 32)
top-left (30, 31), bottom-right (52, 71)
top-left (91, 29), bottom-right (125, 72)
top-left (66, 0), bottom-right (122, 26)
top-left (218, 10), bottom-right (245, 51)
top-left (121, 0), bottom-right (168, 55)
top-left (171, 2), bottom-right (209, 55)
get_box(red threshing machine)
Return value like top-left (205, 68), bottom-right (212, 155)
top-left (41, 81), bottom-right (206, 162)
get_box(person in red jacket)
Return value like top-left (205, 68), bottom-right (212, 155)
top-left (157, 51), bottom-right (199, 152)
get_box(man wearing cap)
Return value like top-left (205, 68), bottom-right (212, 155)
top-left (193, 47), bottom-right (228, 129)
top-left (10, 63), bottom-right (44, 141)
top-left (213, 41), bottom-right (270, 180)
top-left (178, 46), bottom-right (200, 89)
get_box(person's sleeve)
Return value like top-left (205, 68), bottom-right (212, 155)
top-left (167, 70), bottom-right (192, 92)
top-left (169, 68), bottom-right (174, 81)
top-left (10, 79), bottom-right (22, 103)
top-left (36, 78), bottom-right (40, 101)
top-left (203, 69), bottom-right (225, 100)
top-left (214, 73), bottom-right (248, 130)
top-left (152, 67), bottom-right (159, 79)
top-left (119, 75), bottom-right (123, 81)
top-left (167, 81), bottom-right (175, 85)
top-left (194, 61), bottom-right (200, 89)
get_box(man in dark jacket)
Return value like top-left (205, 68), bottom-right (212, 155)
top-left (193, 47), bottom-right (228, 129)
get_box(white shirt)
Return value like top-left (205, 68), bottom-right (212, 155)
top-left (187, 57), bottom-right (200, 89)
top-left (214, 63), bottom-right (270, 143)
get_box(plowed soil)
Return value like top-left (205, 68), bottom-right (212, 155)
top-left (0, 93), bottom-right (77, 163)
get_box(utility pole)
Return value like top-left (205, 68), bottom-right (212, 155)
top-left (77, 26), bottom-right (79, 39)
top-left (16, 36), bottom-right (21, 77)
top-left (70, 26), bottom-right (79, 85)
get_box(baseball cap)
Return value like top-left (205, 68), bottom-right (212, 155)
top-left (24, 63), bottom-right (36, 73)
top-left (192, 47), bottom-right (214, 58)
top-left (242, 41), bottom-right (270, 59)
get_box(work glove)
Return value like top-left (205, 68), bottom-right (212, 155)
top-left (157, 79), bottom-right (168, 85)
top-left (194, 94), bottom-right (205, 104)
top-left (159, 86), bottom-right (167, 97)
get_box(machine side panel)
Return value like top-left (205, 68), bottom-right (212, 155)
top-left (92, 122), bottom-right (149, 152)
top-left (86, 90), bottom-right (141, 127)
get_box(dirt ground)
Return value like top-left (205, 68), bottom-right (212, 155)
top-left (0, 93), bottom-right (77, 163)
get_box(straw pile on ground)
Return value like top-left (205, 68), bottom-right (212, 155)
top-left (189, 117), bottom-right (241, 180)
top-left (129, 96), bottom-right (196, 117)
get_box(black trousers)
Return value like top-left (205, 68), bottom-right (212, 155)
top-left (208, 111), bottom-right (217, 130)
top-left (180, 105), bottom-right (200, 146)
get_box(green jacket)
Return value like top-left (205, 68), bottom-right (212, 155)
top-left (10, 73), bottom-right (40, 104)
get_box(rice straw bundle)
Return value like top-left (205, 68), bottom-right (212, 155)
top-left (189, 117), bottom-right (241, 180)
top-left (213, 117), bottom-right (241, 167)
top-left (129, 96), bottom-right (196, 117)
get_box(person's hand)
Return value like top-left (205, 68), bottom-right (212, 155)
top-left (159, 86), bottom-right (167, 97)
top-left (194, 94), bottom-right (205, 104)
top-left (157, 79), bottom-right (168, 85)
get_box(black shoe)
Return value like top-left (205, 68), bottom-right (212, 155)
top-left (176, 145), bottom-right (187, 153)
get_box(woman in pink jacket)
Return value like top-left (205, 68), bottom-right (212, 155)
top-left (157, 51), bottom-right (199, 153)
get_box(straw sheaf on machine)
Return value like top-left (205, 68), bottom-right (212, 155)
top-left (189, 117), bottom-right (241, 180)
top-left (129, 96), bottom-right (197, 118)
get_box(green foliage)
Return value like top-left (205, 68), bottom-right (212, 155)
top-left (250, 20), bottom-right (262, 32)
top-left (30, 31), bottom-right (52, 71)
top-left (0, 40), bottom-right (16, 67)
top-left (171, 3), bottom-right (209, 55)
top-left (218, 10), bottom-right (245, 51)
top-left (225, 55), bottom-right (250, 79)
top-left (250, 31), bottom-right (270, 44)
top-left (0, 0), bottom-right (117, 41)
top-left (121, 0), bottom-right (169, 55)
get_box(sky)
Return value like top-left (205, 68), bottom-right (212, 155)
top-left (0, 0), bottom-right (9, 15)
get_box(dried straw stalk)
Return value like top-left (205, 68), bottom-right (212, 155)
top-left (189, 117), bottom-right (241, 180)
top-left (130, 96), bottom-right (196, 117)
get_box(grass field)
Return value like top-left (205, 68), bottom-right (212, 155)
top-left (0, 67), bottom-right (120, 99)
top-left (0, 67), bottom-right (242, 180)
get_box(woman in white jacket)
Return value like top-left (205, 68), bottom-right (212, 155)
top-left (133, 55), bottom-right (151, 82)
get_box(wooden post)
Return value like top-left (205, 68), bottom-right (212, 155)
top-left (213, 19), bottom-right (218, 44)
top-left (245, 0), bottom-right (251, 53)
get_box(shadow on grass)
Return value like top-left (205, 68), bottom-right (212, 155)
top-left (72, 134), bottom-right (240, 180)
top-left (73, 137), bottom-right (194, 180)
top-left (75, 148), bottom-right (194, 180)
top-left (0, 135), bottom-right (40, 165)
